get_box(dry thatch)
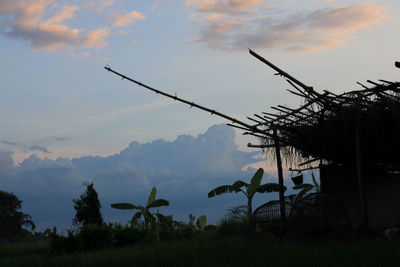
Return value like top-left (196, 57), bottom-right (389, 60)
top-left (244, 51), bottom-right (400, 172)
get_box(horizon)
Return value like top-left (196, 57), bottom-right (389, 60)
top-left (0, 0), bottom-right (399, 231)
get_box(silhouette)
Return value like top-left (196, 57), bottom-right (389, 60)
top-left (0, 190), bottom-right (35, 239)
top-left (208, 168), bottom-right (282, 222)
top-left (73, 182), bottom-right (103, 226)
top-left (111, 186), bottom-right (169, 231)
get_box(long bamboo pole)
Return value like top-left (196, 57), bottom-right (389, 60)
top-left (104, 66), bottom-right (273, 138)
top-left (273, 127), bottom-right (287, 237)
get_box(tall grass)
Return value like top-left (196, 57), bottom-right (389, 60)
top-left (2, 236), bottom-right (400, 267)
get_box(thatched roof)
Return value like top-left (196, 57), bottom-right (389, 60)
top-left (242, 51), bottom-right (400, 171)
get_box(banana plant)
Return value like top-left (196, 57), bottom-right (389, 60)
top-left (292, 172), bottom-right (320, 202)
top-left (208, 168), bottom-right (283, 221)
top-left (111, 186), bottom-right (169, 230)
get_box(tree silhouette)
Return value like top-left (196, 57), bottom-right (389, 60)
top-left (73, 182), bottom-right (103, 226)
top-left (0, 191), bottom-right (35, 239)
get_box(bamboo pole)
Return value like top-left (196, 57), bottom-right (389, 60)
top-left (104, 66), bottom-right (273, 138)
top-left (355, 94), bottom-right (369, 231)
top-left (272, 126), bottom-right (287, 237)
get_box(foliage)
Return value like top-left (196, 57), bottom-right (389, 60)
top-left (208, 168), bottom-right (282, 221)
top-left (73, 182), bottom-right (103, 227)
top-left (217, 217), bottom-right (249, 237)
top-left (0, 191), bottom-right (35, 240)
top-left (111, 187), bottom-right (169, 231)
top-left (226, 205), bottom-right (247, 221)
top-left (5, 236), bottom-right (400, 267)
top-left (292, 172), bottom-right (320, 204)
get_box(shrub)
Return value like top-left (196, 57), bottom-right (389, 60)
top-left (217, 218), bottom-right (249, 237)
top-left (112, 224), bottom-right (146, 247)
top-left (78, 224), bottom-right (113, 251)
top-left (49, 229), bottom-right (78, 254)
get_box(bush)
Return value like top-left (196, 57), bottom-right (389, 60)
top-left (217, 218), bottom-right (249, 237)
top-left (49, 229), bottom-right (78, 254)
top-left (112, 224), bottom-right (146, 247)
top-left (78, 224), bottom-right (113, 251)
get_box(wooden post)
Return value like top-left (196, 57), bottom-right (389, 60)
top-left (273, 127), bottom-right (287, 236)
top-left (356, 95), bottom-right (368, 231)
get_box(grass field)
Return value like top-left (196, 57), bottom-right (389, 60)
top-left (2, 235), bottom-right (400, 267)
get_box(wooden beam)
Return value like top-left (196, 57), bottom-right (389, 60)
top-left (272, 127), bottom-right (287, 237)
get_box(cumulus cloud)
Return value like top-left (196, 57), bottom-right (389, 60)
top-left (188, 2), bottom-right (387, 52)
top-left (0, 125), bottom-right (268, 230)
top-left (110, 11), bottom-right (146, 27)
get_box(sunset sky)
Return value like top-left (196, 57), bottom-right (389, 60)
top-left (1, 0), bottom-right (398, 163)
top-left (1, 0), bottom-right (399, 229)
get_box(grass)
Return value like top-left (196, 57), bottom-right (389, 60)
top-left (1, 236), bottom-right (400, 266)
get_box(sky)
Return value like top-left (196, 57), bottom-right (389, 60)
top-left (0, 0), bottom-right (399, 230)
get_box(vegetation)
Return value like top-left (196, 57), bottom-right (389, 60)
top-left (3, 236), bottom-right (400, 267)
top-left (0, 191), bottom-right (35, 240)
top-left (73, 182), bottom-right (103, 226)
top-left (208, 168), bottom-right (282, 221)
top-left (292, 172), bottom-right (321, 204)
top-left (111, 186), bottom-right (169, 231)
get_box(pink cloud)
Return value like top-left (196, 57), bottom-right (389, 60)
top-left (79, 28), bottom-right (109, 48)
top-left (45, 5), bottom-right (79, 25)
top-left (187, 0), bottom-right (264, 14)
top-left (189, 3), bottom-right (387, 52)
top-left (0, 0), bottom-right (119, 53)
top-left (110, 11), bottom-right (146, 27)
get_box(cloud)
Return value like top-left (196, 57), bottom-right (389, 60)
top-left (0, 125), bottom-right (268, 230)
top-left (188, 2), bottom-right (387, 52)
top-left (0, 0), bottom-right (144, 54)
top-left (1, 140), bottom-right (20, 146)
top-left (186, 0), bottom-right (264, 14)
top-left (29, 144), bottom-right (50, 153)
top-left (45, 5), bottom-right (79, 25)
top-left (110, 11), bottom-right (146, 27)
top-left (79, 28), bottom-right (109, 48)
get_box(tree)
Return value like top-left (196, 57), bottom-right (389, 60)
top-left (208, 168), bottom-right (283, 221)
top-left (0, 191), bottom-right (35, 239)
top-left (111, 186), bottom-right (169, 230)
top-left (73, 182), bottom-right (103, 226)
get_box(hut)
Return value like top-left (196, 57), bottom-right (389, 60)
top-left (244, 52), bottom-right (400, 230)
top-left (105, 51), bottom-right (400, 231)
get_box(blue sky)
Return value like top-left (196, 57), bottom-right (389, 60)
top-left (0, 0), bottom-right (399, 229)
top-left (1, 0), bottom-right (399, 162)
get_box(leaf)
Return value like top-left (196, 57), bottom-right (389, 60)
top-left (196, 215), bottom-right (207, 230)
top-left (257, 183), bottom-right (282, 193)
top-left (293, 183), bottom-right (314, 191)
top-left (231, 180), bottom-right (248, 191)
top-left (208, 185), bottom-right (233, 198)
top-left (248, 168), bottom-right (264, 195)
top-left (147, 187), bottom-right (157, 206)
top-left (147, 199), bottom-right (169, 209)
top-left (130, 211), bottom-right (142, 225)
top-left (311, 173), bottom-right (321, 193)
top-left (111, 203), bottom-right (141, 210)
